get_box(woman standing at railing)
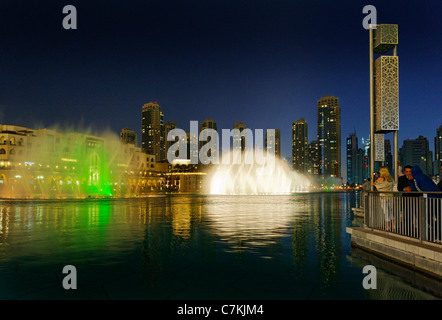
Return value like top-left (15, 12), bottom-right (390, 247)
top-left (372, 166), bottom-right (394, 231)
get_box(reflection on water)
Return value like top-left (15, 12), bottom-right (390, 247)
top-left (0, 193), bottom-right (440, 299)
top-left (203, 196), bottom-right (295, 253)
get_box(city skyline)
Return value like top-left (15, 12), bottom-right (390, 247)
top-left (138, 98), bottom-right (440, 182)
top-left (1, 1), bottom-right (441, 174)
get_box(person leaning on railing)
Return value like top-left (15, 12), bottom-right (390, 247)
top-left (437, 165), bottom-right (442, 191)
top-left (372, 166), bottom-right (394, 231)
top-left (410, 166), bottom-right (442, 242)
top-left (409, 166), bottom-right (440, 194)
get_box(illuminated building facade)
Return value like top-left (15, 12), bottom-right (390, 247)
top-left (200, 119), bottom-right (218, 161)
top-left (163, 159), bottom-right (206, 192)
top-left (435, 124), bottom-right (442, 177)
top-left (165, 121), bottom-right (178, 159)
top-left (141, 101), bottom-right (165, 161)
top-left (0, 124), bottom-right (164, 198)
top-left (346, 132), bottom-right (365, 184)
top-left (307, 140), bottom-right (320, 175)
top-left (292, 118), bottom-right (308, 173)
top-left (399, 135), bottom-right (433, 176)
top-left (317, 95), bottom-right (341, 178)
top-left (120, 128), bottom-right (137, 145)
top-left (233, 122), bottom-right (247, 152)
top-left (265, 129), bottom-right (281, 158)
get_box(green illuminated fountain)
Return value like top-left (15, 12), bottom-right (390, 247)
top-left (0, 126), bottom-right (161, 199)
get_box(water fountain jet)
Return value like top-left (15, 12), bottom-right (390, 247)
top-left (206, 149), bottom-right (311, 195)
top-left (0, 124), bottom-right (163, 199)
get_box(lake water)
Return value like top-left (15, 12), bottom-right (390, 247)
top-left (0, 192), bottom-right (440, 300)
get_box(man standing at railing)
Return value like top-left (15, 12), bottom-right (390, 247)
top-left (398, 165), bottom-right (415, 192)
top-left (437, 165), bottom-right (442, 191)
top-left (396, 165), bottom-right (419, 237)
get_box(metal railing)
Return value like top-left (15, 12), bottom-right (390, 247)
top-left (363, 191), bottom-right (442, 244)
top-left (359, 190), bottom-right (366, 208)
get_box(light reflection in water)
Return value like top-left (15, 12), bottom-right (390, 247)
top-left (0, 193), bottom-right (439, 299)
top-left (203, 195), bottom-right (297, 253)
top-left (0, 205), bottom-right (10, 245)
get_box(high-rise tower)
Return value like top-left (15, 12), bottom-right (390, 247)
top-left (200, 119), bottom-right (218, 161)
top-left (265, 129), bottom-right (281, 157)
top-left (346, 132), bottom-right (365, 184)
top-left (317, 95), bottom-right (341, 178)
top-left (292, 118), bottom-right (308, 173)
top-left (435, 124), bottom-right (442, 176)
top-left (399, 136), bottom-right (432, 176)
top-left (141, 102), bottom-right (165, 161)
top-left (164, 121), bottom-right (177, 159)
top-left (233, 122), bottom-right (247, 152)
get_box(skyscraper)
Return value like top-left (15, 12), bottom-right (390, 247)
top-left (317, 95), bottom-right (341, 178)
top-left (435, 124), bottom-right (442, 176)
top-left (141, 102), bottom-right (165, 161)
top-left (265, 129), bottom-right (281, 157)
top-left (346, 132), bottom-right (364, 184)
top-left (361, 137), bottom-right (370, 180)
top-left (307, 140), bottom-right (320, 175)
top-left (399, 136), bottom-right (432, 176)
top-left (347, 132), bottom-right (357, 184)
top-left (233, 122), bottom-right (247, 151)
top-left (200, 119), bottom-right (218, 161)
top-left (384, 139), bottom-right (393, 174)
top-left (164, 121), bottom-right (177, 159)
top-left (292, 118), bottom-right (308, 173)
top-left (200, 119), bottom-right (217, 132)
top-left (186, 131), bottom-right (199, 161)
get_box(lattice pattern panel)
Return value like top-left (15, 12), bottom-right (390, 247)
top-left (374, 24), bottom-right (398, 53)
top-left (375, 56), bottom-right (399, 133)
top-left (375, 133), bottom-right (385, 162)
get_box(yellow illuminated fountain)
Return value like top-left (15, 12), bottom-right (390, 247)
top-left (206, 149), bottom-right (311, 195)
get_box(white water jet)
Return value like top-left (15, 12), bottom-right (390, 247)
top-left (206, 149), bottom-right (311, 195)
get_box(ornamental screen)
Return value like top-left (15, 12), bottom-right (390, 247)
top-left (375, 56), bottom-right (399, 133)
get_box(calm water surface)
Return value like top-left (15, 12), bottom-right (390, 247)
top-left (0, 192), bottom-right (440, 299)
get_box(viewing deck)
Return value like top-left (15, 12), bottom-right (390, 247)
top-left (347, 191), bottom-right (442, 280)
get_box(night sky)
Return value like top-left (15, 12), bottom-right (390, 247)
top-left (1, 1), bottom-right (441, 177)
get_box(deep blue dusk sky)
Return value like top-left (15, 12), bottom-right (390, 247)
top-left (0, 1), bottom-right (441, 174)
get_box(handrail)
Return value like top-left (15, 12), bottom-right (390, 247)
top-left (363, 191), bottom-right (442, 244)
top-left (363, 190), bottom-right (442, 194)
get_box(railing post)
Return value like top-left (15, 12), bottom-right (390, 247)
top-left (419, 193), bottom-right (427, 241)
top-left (370, 192), bottom-right (374, 229)
top-left (364, 192), bottom-right (370, 228)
